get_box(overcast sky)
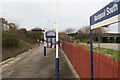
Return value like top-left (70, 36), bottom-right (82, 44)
top-left (0, 0), bottom-right (118, 33)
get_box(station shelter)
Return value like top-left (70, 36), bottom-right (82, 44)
top-left (46, 31), bottom-right (56, 48)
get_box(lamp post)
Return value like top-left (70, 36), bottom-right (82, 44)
top-left (44, 28), bottom-right (47, 56)
top-left (55, 23), bottom-right (59, 79)
top-left (32, 29), bottom-right (46, 56)
top-left (55, 0), bottom-right (59, 79)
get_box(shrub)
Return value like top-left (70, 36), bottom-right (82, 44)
top-left (2, 31), bottom-right (20, 47)
top-left (86, 40), bottom-right (90, 44)
top-left (76, 39), bottom-right (80, 43)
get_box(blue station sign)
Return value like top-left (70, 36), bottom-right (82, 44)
top-left (90, 0), bottom-right (120, 29)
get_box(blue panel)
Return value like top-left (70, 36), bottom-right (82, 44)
top-left (44, 46), bottom-right (46, 56)
top-left (90, 1), bottom-right (120, 26)
top-left (90, 30), bottom-right (94, 80)
top-left (55, 58), bottom-right (59, 79)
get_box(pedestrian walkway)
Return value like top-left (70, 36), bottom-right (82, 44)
top-left (2, 46), bottom-right (79, 79)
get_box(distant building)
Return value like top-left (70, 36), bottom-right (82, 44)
top-left (0, 18), bottom-right (17, 31)
top-left (9, 23), bottom-right (17, 31)
top-left (0, 18), bottom-right (9, 31)
top-left (95, 33), bottom-right (120, 43)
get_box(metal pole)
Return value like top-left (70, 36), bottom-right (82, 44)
top-left (56, 25), bottom-right (59, 58)
top-left (55, 22), bottom-right (59, 79)
top-left (90, 29), bottom-right (94, 80)
top-left (44, 29), bottom-right (46, 56)
top-left (62, 35), bottom-right (64, 49)
top-left (55, 0), bottom-right (59, 79)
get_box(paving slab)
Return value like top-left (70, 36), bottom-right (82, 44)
top-left (2, 46), bottom-right (79, 79)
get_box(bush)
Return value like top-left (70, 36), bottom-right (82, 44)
top-left (2, 31), bottom-right (20, 47)
top-left (2, 28), bottom-right (44, 47)
top-left (79, 38), bottom-right (87, 42)
top-left (85, 40), bottom-right (90, 44)
top-left (76, 39), bottom-right (80, 43)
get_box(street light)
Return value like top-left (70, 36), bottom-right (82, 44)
top-left (44, 28), bottom-right (47, 56)
top-left (32, 29), bottom-right (47, 56)
top-left (55, 0), bottom-right (59, 79)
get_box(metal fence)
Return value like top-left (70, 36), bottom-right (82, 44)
top-left (62, 41), bottom-right (119, 79)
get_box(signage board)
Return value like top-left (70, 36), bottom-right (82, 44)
top-left (46, 31), bottom-right (56, 37)
top-left (90, 0), bottom-right (120, 29)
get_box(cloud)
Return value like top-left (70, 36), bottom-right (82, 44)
top-left (1, 0), bottom-right (115, 32)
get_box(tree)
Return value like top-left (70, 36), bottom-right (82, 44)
top-left (59, 32), bottom-right (70, 42)
top-left (75, 25), bottom-right (90, 40)
top-left (92, 27), bottom-right (107, 41)
top-left (81, 25), bottom-right (90, 34)
top-left (75, 25), bottom-right (107, 42)
top-left (26, 28), bottom-right (44, 41)
top-left (18, 28), bottom-right (27, 34)
top-left (31, 28), bottom-right (42, 31)
top-left (64, 28), bottom-right (75, 34)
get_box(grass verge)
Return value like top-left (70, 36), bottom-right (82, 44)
top-left (73, 42), bottom-right (120, 61)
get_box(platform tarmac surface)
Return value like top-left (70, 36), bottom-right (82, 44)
top-left (2, 46), bottom-right (79, 79)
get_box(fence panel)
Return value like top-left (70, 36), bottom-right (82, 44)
top-left (62, 41), bottom-right (119, 79)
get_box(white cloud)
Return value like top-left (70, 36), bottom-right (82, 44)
top-left (0, 0), bottom-right (113, 3)
top-left (0, 3), bottom-right (3, 17)
top-left (1, 0), bottom-right (116, 32)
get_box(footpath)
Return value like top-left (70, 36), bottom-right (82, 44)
top-left (1, 46), bottom-right (79, 79)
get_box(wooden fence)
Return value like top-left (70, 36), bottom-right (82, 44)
top-left (62, 41), bottom-right (119, 79)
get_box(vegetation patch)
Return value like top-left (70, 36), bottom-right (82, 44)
top-left (2, 28), bottom-right (43, 61)
top-left (73, 42), bottom-right (120, 61)
top-left (81, 44), bottom-right (120, 61)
